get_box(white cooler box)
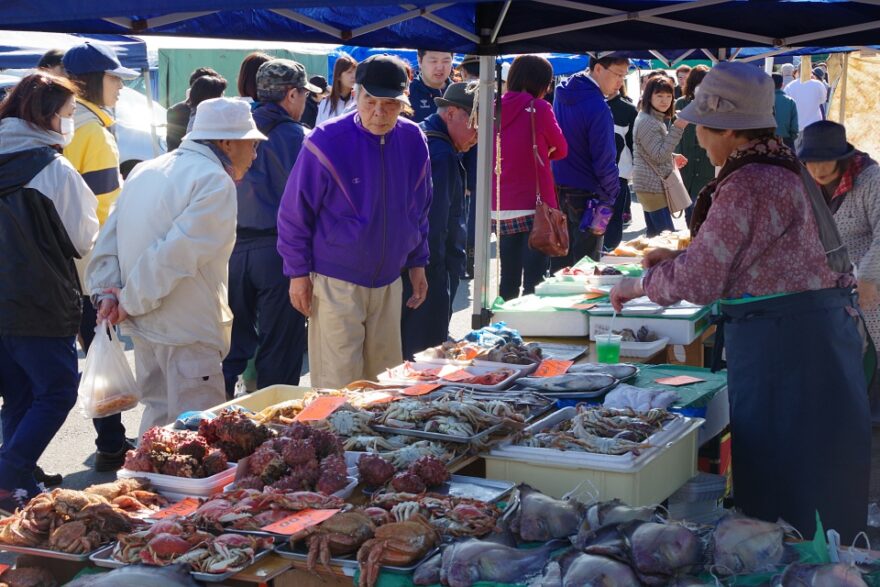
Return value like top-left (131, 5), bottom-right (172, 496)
top-left (588, 301), bottom-right (713, 345)
top-left (491, 294), bottom-right (591, 337)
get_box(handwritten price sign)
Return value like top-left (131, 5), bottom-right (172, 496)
top-left (294, 396), bottom-right (348, 422)
top-left (534, 359), bottom-right (573, 377)
top-left (151, 497), bottom-right (200, 519)
top-left (403, 383), bottom-right (441, 396)
top-left (655, 375), bottom-right (705, 387)
top-left (261, 508), bottom-right (341, 535)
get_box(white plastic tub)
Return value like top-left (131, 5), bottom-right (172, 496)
top-left (377, 361), bottom-right (524, 391)
top-left (492, 295), bottom-right (590, 337)
top-left (118, 462), bottom-right (237, 500)
top-left (619, 338), bottom-right (669, 359)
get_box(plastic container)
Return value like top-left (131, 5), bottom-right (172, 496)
top-left (619, 338), bottom-right (669, 359)
top-left (484, 411), bottom-right (702, 505)
top-left (377, 361), bottom-right (524, 391)
top-left (596, 334), bottom-right (622, 363)
top-left (588, 303), bottom-right (712, 345)
top-left (214, 384), bottom-right (310, 413)
top-left (492, 294), bottom-right (590, 337)
top-left (118, 463), bottom-right (237, 500)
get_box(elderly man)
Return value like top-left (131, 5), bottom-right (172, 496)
top-left (277, 55), bottom-right (431, 389)
top-left (223, 60), bottom-right (321, 399)
top-left (87, 98), bottom-right (266, 433)
top-left (401, 82), bottom-right (478, 358)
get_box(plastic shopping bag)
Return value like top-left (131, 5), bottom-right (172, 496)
top-left (78, 321), bottom-right (140, 418)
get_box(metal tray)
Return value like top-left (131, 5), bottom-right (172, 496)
top-left (90, 542), bottom-right (273, 582)
top-left (0, 541), bottom-right (108, 562)
top-left (362, 474), bottom-right (513, 503)
top-left (370, 421), bottom-right (507, 445)
top-left (507, 380), bottom-right (619, 400)
top-left (534, 342), bottom-right (588, 362)
top-left (275, 542), bottom-right (440, 574)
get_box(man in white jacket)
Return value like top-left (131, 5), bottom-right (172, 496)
top-left (87, 98), bottom-right (266, 434)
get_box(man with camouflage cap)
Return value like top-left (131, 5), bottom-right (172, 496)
top-left (222, 59), bottom-right (320, 398)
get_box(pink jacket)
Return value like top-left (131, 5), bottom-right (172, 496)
top-left (492, 92), bottom-right (568, 211)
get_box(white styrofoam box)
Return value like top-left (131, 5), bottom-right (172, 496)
top-left (492, 295), bottom-right (590, 337)
top-left (534, 280), bottom-right (590, 296)
top-left (118, 463), bottom-right (237, 499)
top-left (619, 338), bottom-right (669, 359)
top-left (588, 303), bottom-right (712, 345)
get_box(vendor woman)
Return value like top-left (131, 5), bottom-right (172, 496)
top-left (611, 62), bottom-right (870, 541)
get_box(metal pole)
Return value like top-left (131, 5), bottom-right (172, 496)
top-left (838, 52), bottom-right (850, 122)
top-left (764, 56), bottom-right (774, 74)
top-left (142, 68), bottom-right (161, 157)
top-left (471, 55), bottom-right (497, 329)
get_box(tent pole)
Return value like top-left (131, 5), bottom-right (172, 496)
top-left (472, 55), bottom-right (497, 329)
top-left (838, 52), bottom-right (850, 122)
top-left (142, 68), bottom-right (160, 157)
top-left (764, 56), bottom-right (774, 73)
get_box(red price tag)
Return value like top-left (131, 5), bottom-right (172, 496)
top-left (261, 508), bottom-right (341, 535)
top-left (655, 375), bottom-right (705, 387)
top-left (403, 383), bottom-right (441, 396)
top-left (534, 359), bottom-right (574, 377)
top-left (0, 564), bottom-right (10, 575)
top-left (572, 303), bottom-right (598, 311)
top-left (151, 497), bottom-right (200, 519)
top-left (438, 365), bottom-right (472, 381)
top-left (294, 396), bottom-right (348, 422)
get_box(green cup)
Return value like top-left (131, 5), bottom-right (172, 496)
top-left (596, 334), bottom-right (622, 364)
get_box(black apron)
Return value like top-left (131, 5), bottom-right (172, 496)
top-left (719, 288), bottom-right (870, 542)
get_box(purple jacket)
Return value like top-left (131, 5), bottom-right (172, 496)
top-left (277, 111), bottom-right (432, 288)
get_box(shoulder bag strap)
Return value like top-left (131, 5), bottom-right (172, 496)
top-left (530, 100), bottom-right (543, 205)
top-left (798, 166), bottom-right (853, 274)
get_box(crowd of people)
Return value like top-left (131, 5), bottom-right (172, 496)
top-left (0, 40), bottom-right (877, 540)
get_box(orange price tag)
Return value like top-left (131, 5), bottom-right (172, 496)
top-left (360, 391), bottom-right (395, 405)
top-left (403, 383), bottom-right (441, 396)
top-left (0, 564), bottom-right (9, 575)
top-left (261, 508), bottom-right (341, 535)
top-left (655, 375), bottom-right (705, 387)
top-left (534, 359), bottom-right (574, 377)
top-left (439, 367), bottom-right (473, 382)
top-left (294, 396), bottom-right (348, 422)
top-left (572, 303), bottom-right (597, 311)
top-left (151, 497), bottom-right (200, 519)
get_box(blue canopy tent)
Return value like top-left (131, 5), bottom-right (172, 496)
top-left (0, 31), bottom-right (149, 70)
top-left (5, 0), bottom-right (879, 325)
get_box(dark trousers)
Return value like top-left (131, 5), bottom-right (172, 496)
top-left (723, 289), bottom-right (870, 542)
top-left (80, 296), bottom-right (127, 453)
top-left (401, 266), bottom-right (451, 360)
top-left (0, 335), bottom-right (78, 495)
top-left (223, 244), bottom-right (306, 399)
top-left (499, 231), bottom-right (549, 302)
top-left (644, 207), bottom-right (675, 237)
top-left (465, 194), bottom-right (476, 276)
top-left (550, 190), bottom-right (605, 271)
top-left (603, 178), bottom-right (630, 252)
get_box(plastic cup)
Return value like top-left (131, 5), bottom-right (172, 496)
top-left (596, 334), bottom-right (622, 364)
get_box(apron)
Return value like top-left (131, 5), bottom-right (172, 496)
top-left (718, 288), bottom-right (870, 542)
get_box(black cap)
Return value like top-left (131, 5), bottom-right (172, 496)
top-left (309, 75), bottom-right (329, 95)
top-left (355, 55), bottom-right (410, 105)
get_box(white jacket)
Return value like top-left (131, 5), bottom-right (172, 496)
top-left (86, 139), bottom-right (237, 353)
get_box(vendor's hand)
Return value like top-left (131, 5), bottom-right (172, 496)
top-left (407, 267), bottom-right (428, 309)
top-left (673, 118), bottom-right (689, 130)
top-left (674, 154), bottom-right (688, 169)
top-left (610, 278), bottom-right (645, 313)
top-left (858, 279), bottom-right (879, 312)
top-left (289, 276), bottom-right (313, 317)
top-left (642, 247), bottom-right (681, 269)
top-left (98, 287), bottom-right (128, 325)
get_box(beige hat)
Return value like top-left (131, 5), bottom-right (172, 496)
top-left (677, 62), bottom-right (777, 130)
top-left (184, 98), bottom-right (268, 142)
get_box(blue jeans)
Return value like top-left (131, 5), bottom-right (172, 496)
top-left (0, 335), bottom-right (79, 495)
top-left (644, 207), bottom-right (675, 237)
top-left (80, 297), bottom-right (127, 453)
top-left (499, 231), bottom-right (549, 301)
top-left (223, 244), bottom-right (306, 398)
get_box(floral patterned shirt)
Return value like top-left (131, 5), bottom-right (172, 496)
top-left (644, 145), bottom-right (844, 306)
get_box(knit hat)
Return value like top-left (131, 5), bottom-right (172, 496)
top-left (677, 62), bottom-right (777, 130)
top-left (797, 121), bottom-right (856, 162)
top-left (257, 59), bottom-right (322, 102)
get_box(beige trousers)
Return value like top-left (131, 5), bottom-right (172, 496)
top-left (309, 274), bottom-right (403, 389)
top-left (131, 335), bottom-right (226, 435)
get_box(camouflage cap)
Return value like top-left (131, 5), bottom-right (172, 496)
top-left (256, 59), bottom-right (322, 102)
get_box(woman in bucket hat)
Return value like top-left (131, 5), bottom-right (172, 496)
top-left (87, 98), bottom-right (266, 434)
top-left (611, 62), bottom-right (870, 541)
top-left (801, 120), bottom-right (880, 421)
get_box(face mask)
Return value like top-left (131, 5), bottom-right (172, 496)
top-left (58, 116), bottom-right (75, 147)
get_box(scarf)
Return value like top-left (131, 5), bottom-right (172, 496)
top-left (825, 151), bottom-right (877, 214)
top-left (195, 139), bottom-right (236, 179)
top-left (690, 136), bottom-right (801, 237)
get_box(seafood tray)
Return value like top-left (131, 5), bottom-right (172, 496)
top-left (433, 474), bottom-right (514, 503)
top-left (378, 361), bottom-right (525, 391)
top-left (0, 542), bottom-right (109, 562)
top-left (506, 379), bottom-right (619, 401)
top-left (89, 542), bottom-right (272, 582)
top-left (118, 462), bottom-right (237, 500)
top-left (370, 421), bottom-right (506, 445)
top-left (275, 542), bottom-right (440, 574)
top-left (420, 388), bottom-right (555, 421)
top-left (535, 343), bottom-right (588, 362)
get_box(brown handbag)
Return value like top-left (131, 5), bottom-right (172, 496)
top-left (526, 100), bottom-right (569, 257)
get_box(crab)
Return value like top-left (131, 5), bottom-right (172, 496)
top-left (423, 416), bottom-right (474, 437)
top-left (313, 409), bottom-right (375, 437)
top-left (46, 521), bottom-right (97, 554)
top-left (383, 441), bottom-right (451, 469)
top-left (290, 510), bottom-right (376, 573)
top-left (187, 534), bottom-right (273, 574)
top-left (343, 435), bottom-right (405, 452)
top-left (356, 514), bottom-right (439, 587)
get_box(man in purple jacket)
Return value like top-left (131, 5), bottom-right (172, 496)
top-left (552, 55), bottom-right (629, 265)
top-left (276, 55), bottom-right (432, 388)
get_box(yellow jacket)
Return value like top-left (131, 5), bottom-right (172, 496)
top-left (64, 98), bottom-right (122, 224)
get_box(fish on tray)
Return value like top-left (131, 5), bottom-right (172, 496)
top-left (517, 373), bottom-right (616, 393)
top-left (567, 363), bottom-right (638, 381)
top-left (64, 563), bottom-right (201, 587)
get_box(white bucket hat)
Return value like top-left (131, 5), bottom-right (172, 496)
top-left (677, 61), bottom-right (777, 130)
top-left (184, 98), bottom-right (268, 142)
